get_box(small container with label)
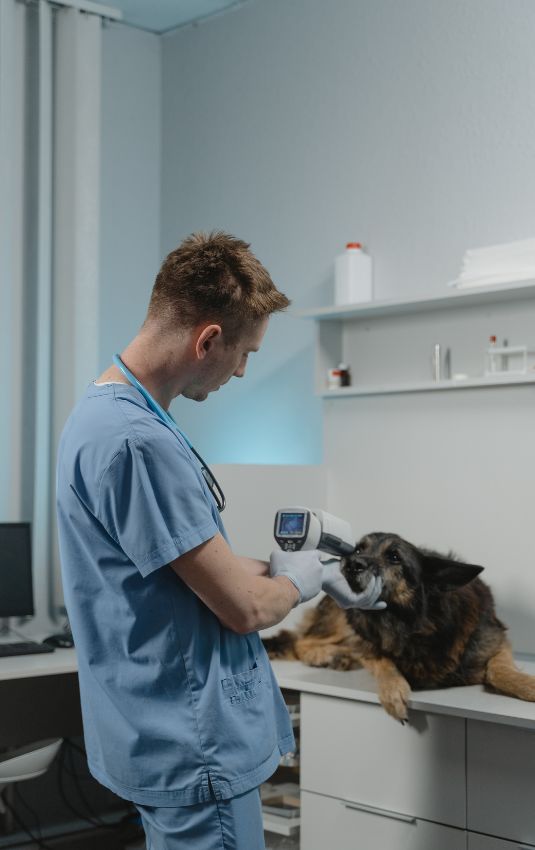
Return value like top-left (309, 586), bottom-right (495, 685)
top-left (338, 362), bottom-right (351, 386)
top-left (327, 367), bottom-right (342, 390)
top-left (327, 363), bottom-right (351, 390)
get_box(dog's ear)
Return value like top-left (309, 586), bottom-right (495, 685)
top-left (422, 555), bottom-right (484, 590)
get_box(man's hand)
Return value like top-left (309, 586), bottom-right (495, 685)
top-left (269, 549), bottom-right (324, 606)
top-left (322, 561), bottom-right (386, 610)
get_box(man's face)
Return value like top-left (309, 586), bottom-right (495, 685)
top-left (184, 316), bottom-right (269, 402)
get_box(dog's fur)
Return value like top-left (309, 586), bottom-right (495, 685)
top-left (263, 532), bottom-right (535, 722)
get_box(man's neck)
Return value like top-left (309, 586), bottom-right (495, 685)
top-left (96, 329), bottom-right (191, 409)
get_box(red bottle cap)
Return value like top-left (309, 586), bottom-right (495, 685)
top-left (346, 242), bottom-right (362, 249)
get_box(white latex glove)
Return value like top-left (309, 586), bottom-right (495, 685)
top-left (322, 561), bottom-right (387, 610)
top-left (269, 549), bottom-right (324, 606)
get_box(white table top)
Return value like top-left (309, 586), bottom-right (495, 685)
top-left (0, 646), bottom-right (78, 682)
top-left (3, 647), bottom-right (535, 730)
top-left (271, 658), bottom-right (535, 730)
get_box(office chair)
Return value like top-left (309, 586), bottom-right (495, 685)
top-left (0, 739), bottom-right (62, 820)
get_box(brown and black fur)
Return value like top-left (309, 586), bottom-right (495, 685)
top-left (263, 532), bottom-right (535, 722)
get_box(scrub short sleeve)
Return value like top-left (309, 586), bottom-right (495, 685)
top-left (97, 435), bottom-right (219, 577)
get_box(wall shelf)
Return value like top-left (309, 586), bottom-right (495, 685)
top-left (321, 373), bottom-right (535, 398)
top-left (303, 279), bottom-right (535, 397)
top-left (298, 279), bottom-right (535, 322)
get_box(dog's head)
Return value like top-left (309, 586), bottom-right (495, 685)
top-left (341, 532), bottom-right (484, 610)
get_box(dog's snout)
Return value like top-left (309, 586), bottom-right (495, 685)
top-left (342, 554), bottom-right (377, 594)
top-left (345, 556), bottom-right (374, 575)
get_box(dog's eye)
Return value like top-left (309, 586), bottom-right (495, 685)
top-left (387, 549), bottom-right (401, 563)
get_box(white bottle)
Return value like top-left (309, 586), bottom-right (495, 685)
top-left (335, 242), bottom-right (373, 305)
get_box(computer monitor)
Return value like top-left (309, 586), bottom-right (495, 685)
top-left (0, 523), bottom-right (34, 618)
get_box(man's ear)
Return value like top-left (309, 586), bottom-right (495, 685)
top-left (195, 324), bottom-right (222, 359)
top-left (422, 555), bottom-right (484, 590)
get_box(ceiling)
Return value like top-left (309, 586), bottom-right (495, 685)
top-left (107, 0), bottom-right (250, 34)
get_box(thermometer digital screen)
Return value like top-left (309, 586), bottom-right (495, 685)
top-left (277, 512), bottom-right (306, 537)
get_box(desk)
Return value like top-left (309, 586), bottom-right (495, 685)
top-left (4, 651), bottom-right (535, 847)
top-left (4, 649), bottom-right (535, 744)
top-left (0, 648), bottom-right (81, 749)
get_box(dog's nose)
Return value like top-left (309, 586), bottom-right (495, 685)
top-left (347, 557), bottom-right (370, 573)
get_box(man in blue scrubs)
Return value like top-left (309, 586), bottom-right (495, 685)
top-left (56, 232), bottom-right (383, 849)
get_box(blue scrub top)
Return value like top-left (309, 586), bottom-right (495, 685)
top-left (56, 383), bottom-right (295, 806)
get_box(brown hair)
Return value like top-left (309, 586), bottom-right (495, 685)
top-left (147, 231), bottom-right (290, 344)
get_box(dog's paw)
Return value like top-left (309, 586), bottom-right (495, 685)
top-left (378, 676), bottom-right (411, 723)
top-left (329, 651), bottom-right (360, 671)
top-left (297, 640), bottom-right (357, 670)
top-left (301, 647), bottom-right (334, 667)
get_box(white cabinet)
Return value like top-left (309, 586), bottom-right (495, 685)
top-left (467, 719), bottom-right (535, 845)
top-left (300, 693), bottom-right (466, 830)
top-left (301, 790), bottom-right (467, 850)
top-left (272, 665), bottom-right (535, 850)
top-left (298, 693), bottom-right (535, 850)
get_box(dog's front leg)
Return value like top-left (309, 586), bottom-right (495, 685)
top-left (360, 656), bottom-right (411, 723)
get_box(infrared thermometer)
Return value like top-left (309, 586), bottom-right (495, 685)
top-left (274, 507), bottom-right (355, 557)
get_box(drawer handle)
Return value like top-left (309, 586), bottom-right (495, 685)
top-left (342, 800), bottom-right (417, 825)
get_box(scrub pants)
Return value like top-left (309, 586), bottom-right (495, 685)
top-left (134, 786), bottom-right (266, 850)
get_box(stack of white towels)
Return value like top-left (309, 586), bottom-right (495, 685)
top-left (450, 237), bottom-right (535, 289)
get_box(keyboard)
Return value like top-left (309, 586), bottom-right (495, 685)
top-left (0, 641), bottom-right (55, 658)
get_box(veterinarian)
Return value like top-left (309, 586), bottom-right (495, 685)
top-left (56, 232), bottom-right (384, 850)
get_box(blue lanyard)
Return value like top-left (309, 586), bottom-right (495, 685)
top-left (112, 354), bottom-right (226, 512)
top-left (112, 354), bottom-right (193, 447)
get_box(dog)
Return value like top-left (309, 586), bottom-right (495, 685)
top-left (263, 532), bottom-right (535, 722)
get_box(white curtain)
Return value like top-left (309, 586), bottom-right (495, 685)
top-left (0, 0), bottom-right (104, 628)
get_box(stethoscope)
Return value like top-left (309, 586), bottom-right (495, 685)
top-left (112, 354), bottom-right (226, 513)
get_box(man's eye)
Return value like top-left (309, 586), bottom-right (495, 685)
top-left (387, 549), bottom-right (400, 563)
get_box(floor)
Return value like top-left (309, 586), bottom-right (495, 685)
top-left (3, 830), bottom-right (299, 849)
top-left (98, 828), bottom-right (300, 849)
top-left (1, 821), bottom-right (143, 849)
top-left (265, 834), bottom-right (299, 850)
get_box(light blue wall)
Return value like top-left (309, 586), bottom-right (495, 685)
top-left (99, 22), bottom-right (162, 371)
top-left (160, 0), bottom-right (535, 465)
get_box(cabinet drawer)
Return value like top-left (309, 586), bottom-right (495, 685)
top-left (467, 720), bottom-right (535, 844)
top-left (301, 790), bottom-right (467, 850)
top-left (300, 693), bottom-right (466, 827)
top-left (468, 833), bottom-right (535, 850)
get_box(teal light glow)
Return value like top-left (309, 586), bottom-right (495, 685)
top-left (170, 344), bottom-right (323, 465)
